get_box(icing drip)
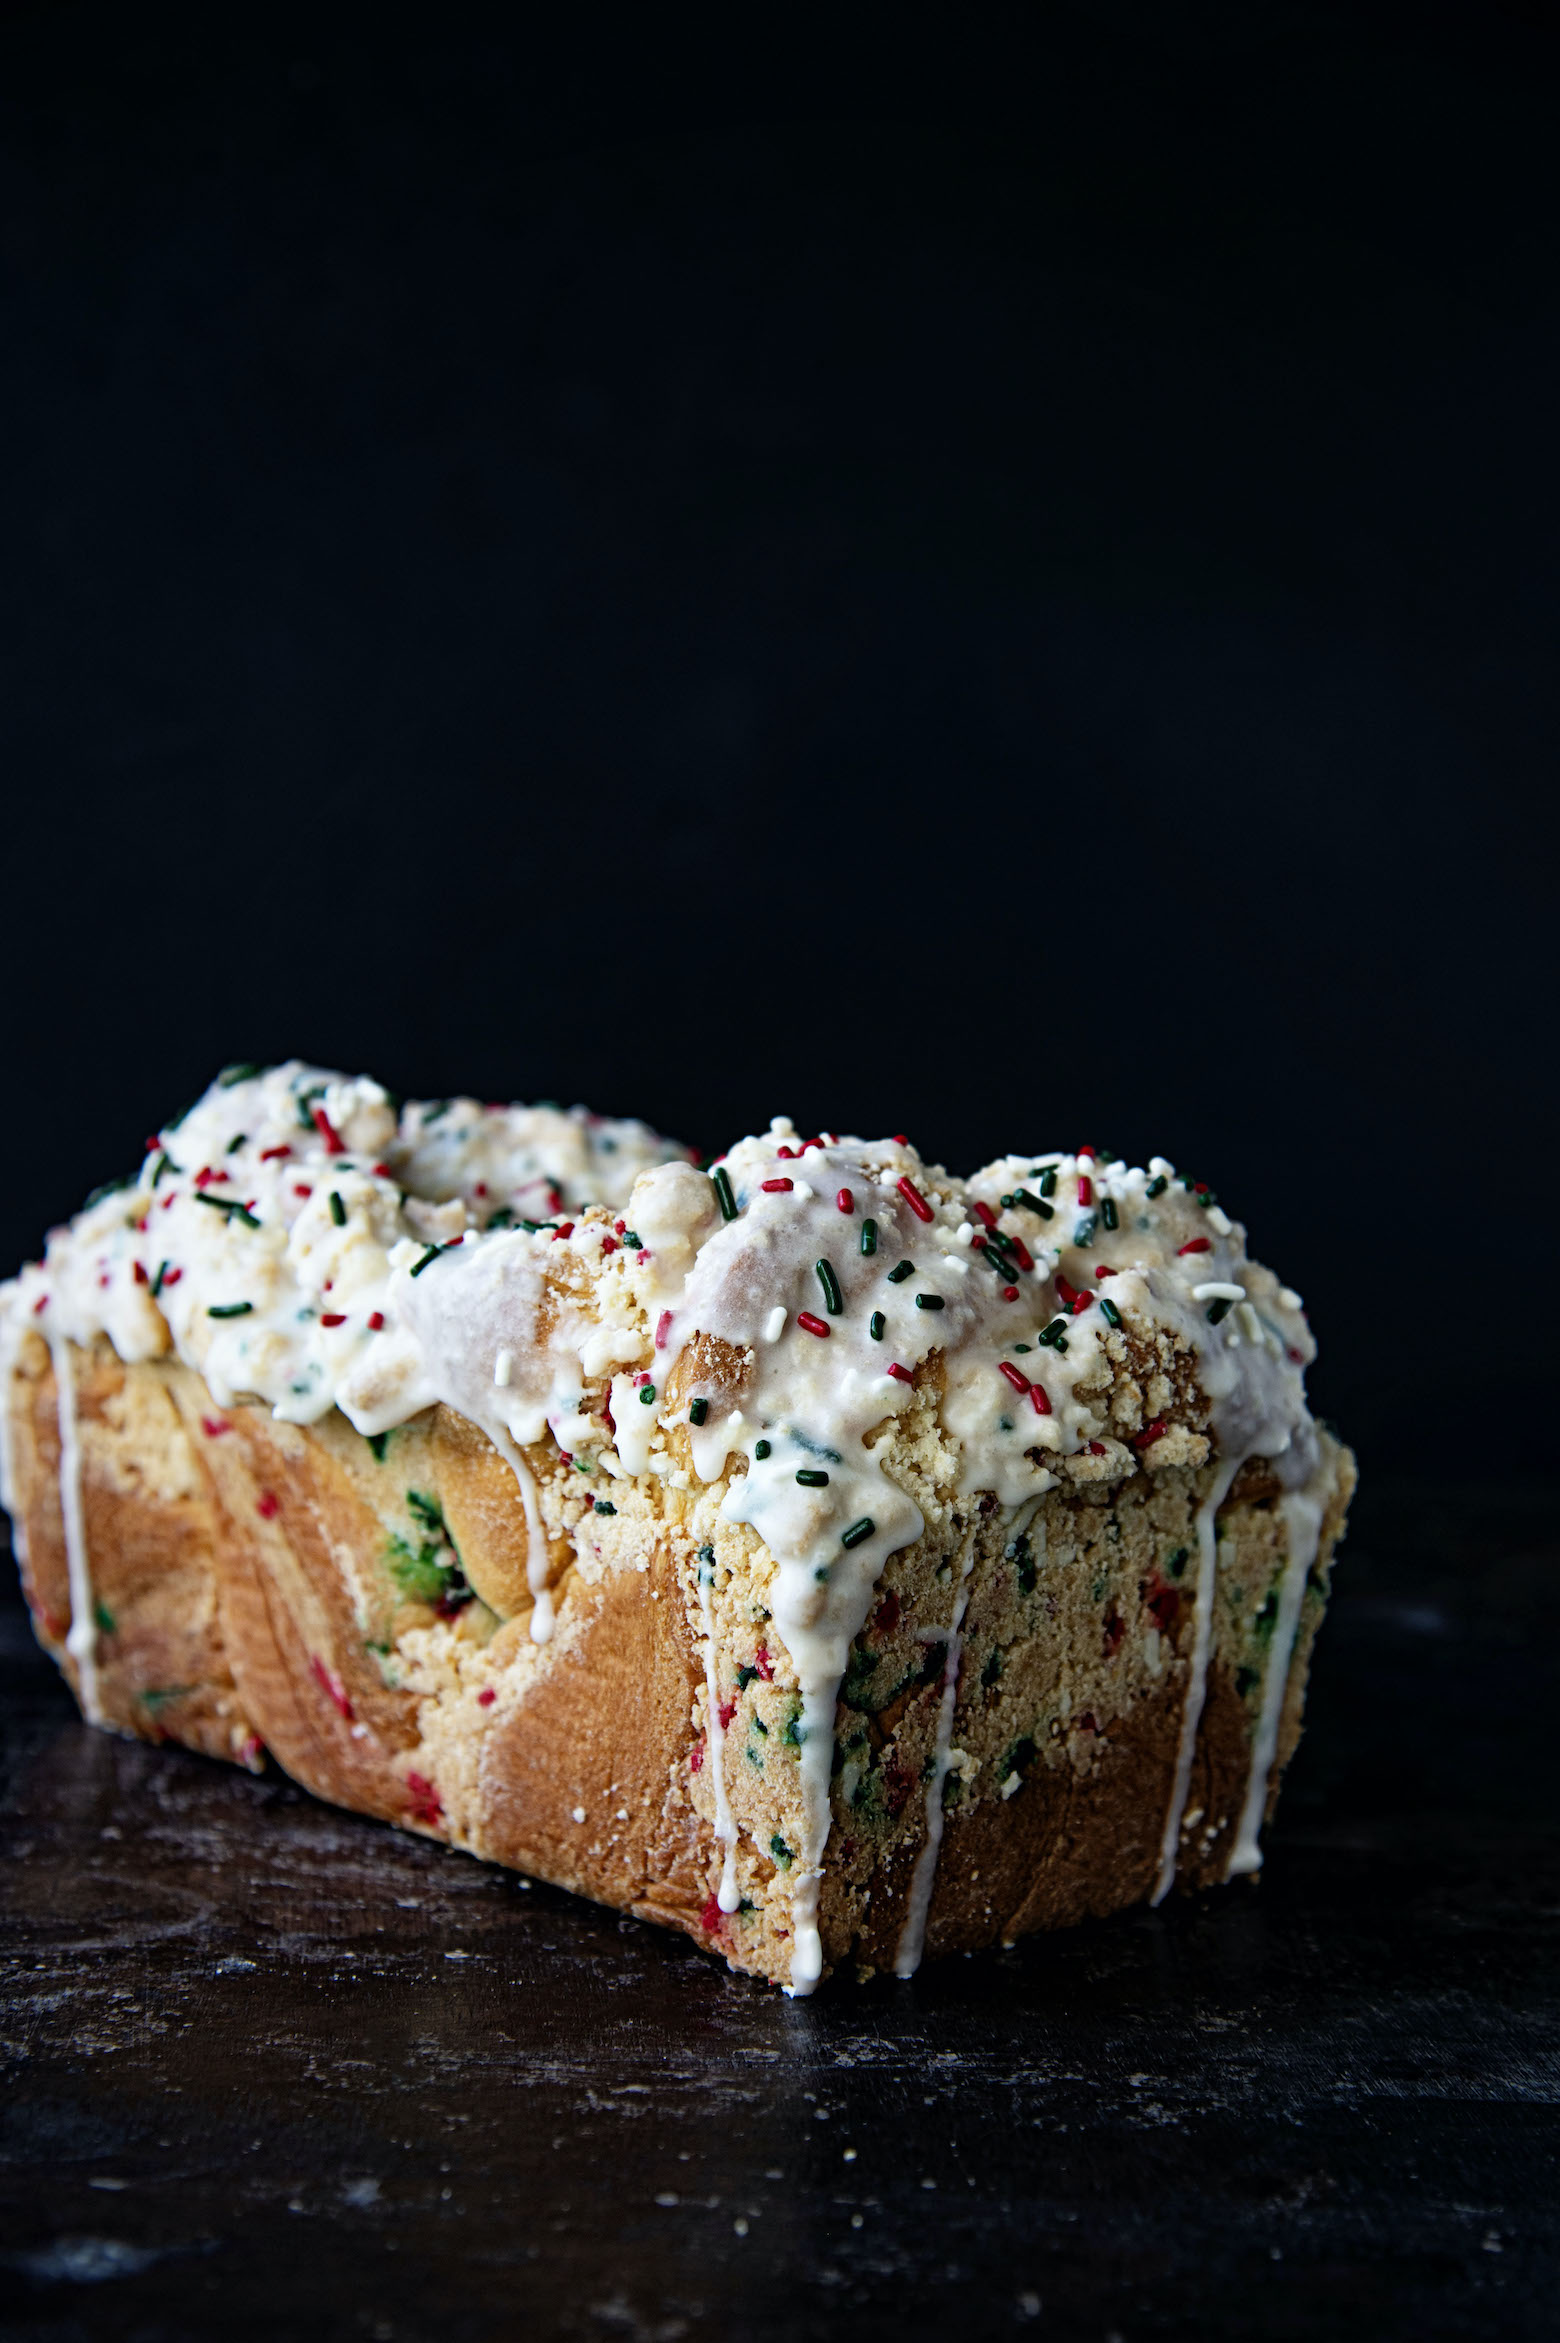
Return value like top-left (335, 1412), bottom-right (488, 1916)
top-left (893, 1519), bottom-right (983, 1980)
top-left (695, 1557), bottom-right (741, 1913)
top-left (49, 1334), bottom-right (101, 1724)
top-left (1226, 1476), bottom-right (1326, 1877)
top-left (1151, 1451), bottom-right (1243, 1906)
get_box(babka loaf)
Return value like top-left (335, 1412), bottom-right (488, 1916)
top-left (0, 1063), bottom-right (1353, 1993)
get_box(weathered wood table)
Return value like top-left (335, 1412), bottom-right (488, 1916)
top-left (2, 1479), bottom-right (1554, 2340)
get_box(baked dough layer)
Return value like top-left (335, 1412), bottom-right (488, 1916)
top-left (6, 1330), bottom-right (1353, 1987)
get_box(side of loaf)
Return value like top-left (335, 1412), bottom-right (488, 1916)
top-left (0, 1064), bottom-right (1354, 1992)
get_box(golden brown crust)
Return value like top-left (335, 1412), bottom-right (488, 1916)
top-left (6, 1334), bottom-right (1352, 1987)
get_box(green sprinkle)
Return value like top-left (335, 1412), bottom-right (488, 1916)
top-left (218, 1062), bottom-right (262, 1088)
top-left (151, 1152), bottom-right (174, 1186)
top-left (711, 1166), bottom-right (737, 1221)
top-left (640, 1384), bottom-right (658, 1407)
top-left (915, 1293), bottom-right (944, 1311)
top-left (1147, 1175), bottom-right (1168, 1198)
top-left (409, 1244), bottom-right (447, 1276)
top-left (1014, 1187), bottom-right (1053, 1220)
top-left (621, 1231), bottom-right (641, 1248)
top-left (594, 1499), bottom-right (616, 1516)
top-left (93, 1599), bottom-right (115, 1635)
top-left (886, 1260), bottom-right (914, 1284)
top-left (1037, 1316), bottom-right (1070, 1348)
top-left (329, 1190), bottom-right (347, 1227)
top-left (688, 1396), bottom-right (707, 1425)
top-left (1100, 1298), bottom-right (1123, 1330)
top-left (226, 1132), bottom-right (246, 1155)
top-left (407, 1489), bottom-right (446, 1534)
top-left (195, 1193), bottom-right (261, 1229)
top-left (796, 1468), bottom-right (830, 1487)
top-left (1013, 1342), bottom-right (1032, 1353)
top-left (1206, 1296), bottom-right (1234, 1324)
top-left (815, 1259), bottom-right (843, 1315)
top-left (754, 1439), bottom-right (771, 1460)
top-left (1101, 1197), bottom-right (1118, 1231)
top-left (366, 1432), bottom-right (391, 1462)
top-left (1039, 1168), bottom-right (1058, 1198)
top-left (207, 1301), bottom-right (253, 1319)
top-left (860, 1217), bottom-right (878, 1256)
top-left (151, 1261), bottom-right (171, 1298)
top-left (841, 1517), bottom-right (875, 1550)
top-left (869, 1310), bottom-right (885, 1341)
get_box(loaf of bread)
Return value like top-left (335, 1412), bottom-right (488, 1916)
top-left (0, 1064), bottom-right (1353, 1992)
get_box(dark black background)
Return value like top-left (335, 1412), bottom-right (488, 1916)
top-left (2, 1), bottom-right (1556, 1476)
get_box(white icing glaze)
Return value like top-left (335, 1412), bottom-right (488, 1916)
top-left (893, 1518), bottom-right (984, 1979)
top-left (0, 1074), bottom-right (1327, 1988)
top-left (1226, 1474), bottom-right (1327, 1877)
top-left (1151, 1451), bottom-right (1243, 1906)
top-left (49, 1333), bottom-right (102, 1725)
top-left (694, 1554), bottom-right (741, 1913)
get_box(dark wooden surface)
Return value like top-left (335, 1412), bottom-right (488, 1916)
top-left (2, 1478), bottom-right (1556, 2342)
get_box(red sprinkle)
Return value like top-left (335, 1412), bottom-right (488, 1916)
top-left (836, 1188), bottom-right (855, 1214)
top-left (897, 1175), bottom-right (934, 1223)
top-left (1077, 1174), bottom-right (1094, 1206)
top-left (655, 1309), bottom-right (673, 1350)
top-left (755, 1645), bottom-right (774, 1682)
top-left (552, 1222), bottom-right (575, 1240)
top-left (31, 1295), bottom-right (47, 1314)
top-left (201, 1417), bottom-right (230, 1438)
top-left (1007, 1236), bottom-right (1035, 1272)
top-left (973, 1200), bottom-right (998, 1231)
top-left (162, 1267), bottom-right (182, 1287)
top-left (1134, 1418), bottom-right (1168, 1450)
top-left (1055, 1275), bottom-right (1081, 1308)
top-left (320, 1312), bottom-right (347, 1328)
top-left (775, 1145), bottom-right (797, 1159)
top-left (193, 1165), bottom-right (227, 1188)
top-left (293, 1183), bottom-right (313, 1199)
top-left (368, 1311), bottom-right (385, 1331)
top-left (1002, 1285), bottom-right (1019, 1301)
top-left (256, 1491), bottom-right (279, 1519)
top-left (1028, 1382), bottom-right (1052, 1417)
top-left (971, 1233), bottom-right (988, 1251)
top-left (1078, 1145), bottom-right (1096, 1161)
top-left (887, 1362), bottom-right (914, 1385)
top-left (1088, 1439), bottom-right (1106, 1455)
top-left (718, 1699), bottom-right (737, 1730)
top-left (557, 1451), bottom-right (573, 1466)
top-left (133, 1260), bottom-right (149, 1285)
top-left (761, 1178), bottom-right (794, 1193)
top-left (796, 1311), bottom-right (831, 1338)
top-left (239, 1734), bottom-right (265, 1768)
top-left (892, 1134), bottom-right (908, 1145)
top-left (1071, 1292), bottom-right (1093, 1316)
top-left (310, 1655), bottom-right (353, 1718)
top-left (260, 1144), bottom-right (292, 1162)
top-left (477, 1687), bottom-right (496, 1708)
top-left (998, 1361), bottom-right (1031, 1393)
top-left (312, 1107), bottom-right (346, 1155)
top-left (1178, 1238), bottom-right (1212, 1256)
top-left (1095, 1265), bottom-right (1117, 1280)
top-left (372, 1163), bottom-right (391, 1178)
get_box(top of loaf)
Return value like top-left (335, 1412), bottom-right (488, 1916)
top-left (1, 1061), bottom-right (1320, 1506)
